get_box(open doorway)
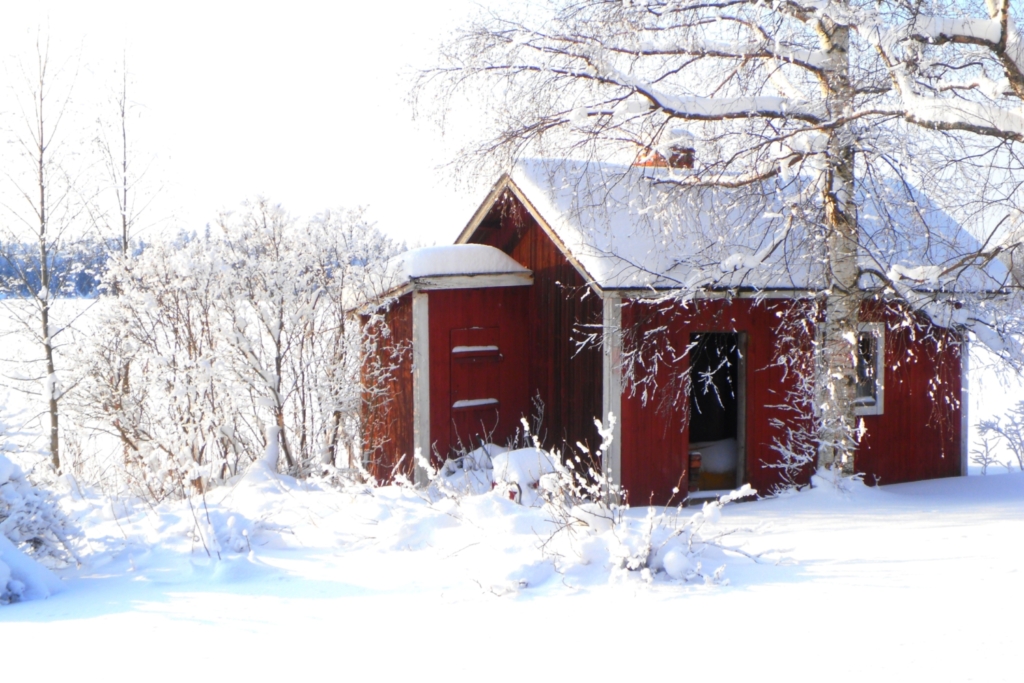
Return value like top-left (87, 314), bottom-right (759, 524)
top-left (687, 332), bottom-right (746, 493)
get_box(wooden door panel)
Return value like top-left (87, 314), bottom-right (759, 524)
top-left (450, 327), bottom-right (502, 450)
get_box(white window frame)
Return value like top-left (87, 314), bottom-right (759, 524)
top-left (854, 323), bottom-right (885, 416)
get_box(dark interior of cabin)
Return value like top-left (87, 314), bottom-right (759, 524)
top-left (688, 332), bottom-right (740, 491)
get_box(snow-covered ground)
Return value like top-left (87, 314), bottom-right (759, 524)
top-left (3, 464), bottom-right (1024, 681)
top-left (3, 302), bottom-right (1024, 680)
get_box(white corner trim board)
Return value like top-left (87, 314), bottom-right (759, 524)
top-left (602, 296), bottom-right (623, 490)
top-left (412, 292), bottom-right (431, 486)
top-left (961, 336), bottom-right (969, 476)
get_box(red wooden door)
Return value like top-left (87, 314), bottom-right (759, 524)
top-left (450, 327), bottom-right (502, 451)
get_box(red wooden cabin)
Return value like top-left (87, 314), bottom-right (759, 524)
top-left (362, 159), bottom-right (991, 502)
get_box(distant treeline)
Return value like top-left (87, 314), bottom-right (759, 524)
top-left (0, 238), bottom-right (133, 298)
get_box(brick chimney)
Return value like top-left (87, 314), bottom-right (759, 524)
top-left (635, 128), bottom-right (695, 169)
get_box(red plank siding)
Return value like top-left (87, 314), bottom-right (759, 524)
top-left (361, 293), bottom-right (414, 482)
top-left (620, 296), bottom-right (962, 503)
top-left (856, 306), bottom-right (963, 484)
top-left (620, 297), bottom-right (806, 503)
top-left (465, 194), bottom-right (604, 457)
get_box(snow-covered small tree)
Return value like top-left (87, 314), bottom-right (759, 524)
top-left (970, 433), bottom-right (1001, 474)
top-left (979, 400), bottom-right (1024, 470)
top-left (214, 199), bottom-right (401, 474)
top-left (77, 233), bottom-right (231, 498)
top-left (421, 0), bottom-right (1024, 473)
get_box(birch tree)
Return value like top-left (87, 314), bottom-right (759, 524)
top-left (93, 55), bottom-right (156, 260)
top-left (0, 37), bottom-right (90, 474)
top-left (422, 0), bottom-right (1024, 472)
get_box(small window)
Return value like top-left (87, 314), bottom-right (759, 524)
top-left (854, 324), bottom-right (884, 416)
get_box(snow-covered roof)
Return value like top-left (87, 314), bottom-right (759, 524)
top-left (350, 245), bottom-right (532, 310)
top-left (372, 244), bottom-right (532, 301)
top-left (466, 158), bottom-right (1010, 294)
top-left (506, 159), bottom-right (803, 290)
top-left (382, 244), bottom-right (530, 292)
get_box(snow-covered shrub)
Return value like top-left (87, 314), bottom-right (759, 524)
top-left (971, 435), bottom-right (1001, 475)
top-left (0, 452), bottom-right (77, 603)
top-left (0, 453), bottom-right (78, 564)
top-left (540, 479), bottom-right (761, 584)
top-left (70, 199), bottom-right (402, 499)
top-left (0, 534), bottom-right (62, 605)
top-left (808, 465), bottom-right (865, 493)
top-left (623, 487), bottom-right (758, 582)
top-left (522, 416), bottom-right (761, 583)
top-left (423, 415), bottom-right (766, 585)
top-left (429, 416), bottom-right (621, 508)
top-left (535, 416), bottom-right (623, 512)
top-left (979, 401), bottom-right (1024, 471)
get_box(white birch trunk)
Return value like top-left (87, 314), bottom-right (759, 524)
top-left (817, 19), bottom-right (860, 473)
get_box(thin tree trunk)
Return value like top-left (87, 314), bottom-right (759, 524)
top-left (274, 303), bottom-right (296, 471)
top-left (326, 409), bottom-right (343, 468)
top-left (116, 62), bottom-right (132, 469)
top-left (42, 303), bottom-right (60, 472)
top-left (35, 65), bottom-right (61, 474)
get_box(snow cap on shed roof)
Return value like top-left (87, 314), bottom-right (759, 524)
top-left (389, 244), bottom-right (529, 282)
top-left (353, 245), bottom-right (531, 310)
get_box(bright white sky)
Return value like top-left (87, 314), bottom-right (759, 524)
top-left (1, 1), bottom-right (492, 246)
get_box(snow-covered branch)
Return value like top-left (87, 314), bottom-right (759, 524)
top-left (888, 69), bottom-right (1024, 143)
top-left (900, 6), bottom-right (1024, 99)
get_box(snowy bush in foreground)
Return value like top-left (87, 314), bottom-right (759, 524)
top-left (0, 453), bottom-right (76, 603)
top-left (0, 534), bottom-right (62, 605)
top-left (426, 416), bottom-right (768, 585)
top-left (429, 444), bottom-right (506, 498)
top-left (539, 481), bottom-right (761, 585)
top-left (0, 454), bottom-right (78, 564)
top-left (544, 418), bottom-right (767, 584)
